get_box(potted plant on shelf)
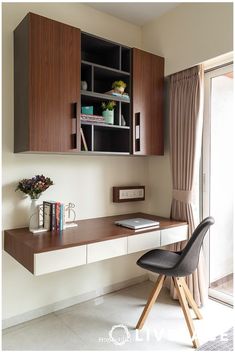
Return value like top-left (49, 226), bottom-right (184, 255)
top-left (101, 101), bottom-right (116, 125)
top-left (112, 80), bottom-right (127, 94)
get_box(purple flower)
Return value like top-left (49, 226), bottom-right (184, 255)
top-left (16, 175), bottom-right (53, 199)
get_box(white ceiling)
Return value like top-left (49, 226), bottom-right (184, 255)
top-left (87, 2), bottom-right (180, 26)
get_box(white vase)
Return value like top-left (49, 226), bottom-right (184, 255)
top-left (29, 198), bottom-right (40, 231)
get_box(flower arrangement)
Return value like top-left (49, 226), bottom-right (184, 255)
top-left (101, 101), bottom-right (116, 111)
top-left (16, 175), bottom-right (53, 200)
top-left (112, 80), bottom-right (127, 94)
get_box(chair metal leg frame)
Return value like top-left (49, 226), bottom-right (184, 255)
top-left (173, 277), bottom-right (199, 348)
top-left (180, 278), bottom-right (203, 320)
top-left (136, 274), bottom-right (166, 329)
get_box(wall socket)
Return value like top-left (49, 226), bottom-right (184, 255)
top-left (119, 188), bottom-right (144, 199)
top-left (113, 186), bottom-right (145, 202)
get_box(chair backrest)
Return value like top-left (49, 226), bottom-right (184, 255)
top-left (176, 217), bottom-right (215, 276)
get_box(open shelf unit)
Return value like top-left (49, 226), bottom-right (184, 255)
top-left (81, 32), bottom-right (131, 154)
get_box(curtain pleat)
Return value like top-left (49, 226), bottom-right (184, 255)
top-left (169, 65), bottom-right (205, 307)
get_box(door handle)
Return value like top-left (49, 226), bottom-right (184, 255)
top-left (135, 112), bottom-right (140, 152)
top-left (71, 102), bottom-right (78, 149)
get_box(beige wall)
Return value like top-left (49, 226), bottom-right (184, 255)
top-left (142, 2), bottom-right (233, 217)
top-left (2, 2), bottom-right (233, 323)
top-left (142, 3), bottom-right (233, 76)
top-left (2, 2), bottom-right (147, 322)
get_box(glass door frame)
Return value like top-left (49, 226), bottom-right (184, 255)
top-left (202, 63), bottom-right (233, 306)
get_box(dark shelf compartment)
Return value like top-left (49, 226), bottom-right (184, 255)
top-left (80, 124), bottom-right (92, 151)
top-left (120, 103), bottom-right (131, 127)
top-left (93, 66), bottom-right (130, 96)
top-left (80, 31), bottom-right (132, 155)
top-left (81, 63), bottom-right (92, 92)
top-left (121, 47), bottom-right (131, 73)
top-left (94, 125), bottom-right (130, 153)
top-left (81, 95), bottom-right (120, 125)
top-left (81, 32), bottom-right (120, 70)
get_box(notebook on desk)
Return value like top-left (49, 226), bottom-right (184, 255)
top-left (115, 218), bottom-right (159, 230)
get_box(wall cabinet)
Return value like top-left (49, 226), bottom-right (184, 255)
top-left (132, 48), bottom-right (164, 155)
top-left (14, 13), bottom-right (164, 156)
top-left (14, 13), bottom-right (81, 153)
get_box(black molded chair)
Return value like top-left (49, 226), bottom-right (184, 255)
top-left (136, 217), bottom-right (214, 348)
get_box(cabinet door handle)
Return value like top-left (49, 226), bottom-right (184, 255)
top-left (135, 112), bottom-right (140, 152)
top-left (71, 102), bottom-right (78, 149)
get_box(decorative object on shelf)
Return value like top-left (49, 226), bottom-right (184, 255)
top-left (121, 114), bottom-right (126, 126)
top-left (65, 202), bottom-right (76, 223)
top-left (80, 128), bottom-right (88, 151)
top-left (112, 80), bottom-right (127, 94)
top-left (29, 198), bottom-right (41, 232)
top-left (81, 80), bottom-right (88, 91)
top-left (81, 106), bottom-right (93, 115)
top-left (80, 114), bottom-right (105, 123)
top-left (101, 101), bottom-right (116, 125)
top-left (16, 175), bottom-right (54, 233)
top-left (42, 201), bottom-right (78, 232)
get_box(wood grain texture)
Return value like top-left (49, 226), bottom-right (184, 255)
top-left (4, 213), bottom-right (186, 274)
top-left (136, 274), bottom-right (165, 329)
top-left (14, 13), bottom-right (81, 153)
top-left (180, 278), bottom-right (203, 320)
top-left (14, 14), bottom-right (30, 152)
top-left (4, 213), bottom-right (187, 252)
top-left (173, 277), bottom-right (199, 348)
top-left (29, 13), bottom-right (81, 152)
top-left (4, 230), bottom-right (34, 273)
top-left (132, 48), bottom-right (164, 155)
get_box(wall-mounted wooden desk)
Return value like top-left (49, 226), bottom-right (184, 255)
top-left (4, 213), bottom-right (188, 276)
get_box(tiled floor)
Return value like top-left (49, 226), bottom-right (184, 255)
top-left (2, 281), bottom-right (234, 351)
top-left (211, 274), bottom-right (233, 296)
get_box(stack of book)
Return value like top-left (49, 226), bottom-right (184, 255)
top-left (81, 114), bottom-right (105, 123)
top-left (43, 201), bottom-right (64, 231)
top-left (105, 90), bottom-right (130, 100)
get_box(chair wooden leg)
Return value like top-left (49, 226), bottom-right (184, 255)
top-left (173, 277), bottom-right (199, 349)
top-left (136, 274), bottom-right (165, 329)
top-left (179, 277), bottom-right (203, 320)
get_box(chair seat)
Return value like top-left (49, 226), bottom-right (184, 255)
top-left (137, 249), bottom-right (182, 276)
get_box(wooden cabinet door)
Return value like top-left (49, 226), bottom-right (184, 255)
top-left (132, 48), bottom-right (164, 155)
top-left (14, 13), bottom-right (81, 152)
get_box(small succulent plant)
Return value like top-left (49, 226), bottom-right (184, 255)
top-left (101, 101), bottom-right (116, 111)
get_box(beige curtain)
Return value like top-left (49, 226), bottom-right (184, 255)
top-left (169, 65), bottom-right (206, 307)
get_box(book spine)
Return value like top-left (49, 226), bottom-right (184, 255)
top-left (55, 202), bottom-right (60, 230)
top-left (80, 128), bottom-right (88, 151)
top-left (43, 201), bottom-right (51, 231)
top-left (50, 203), bottom-right (56, 231)
top-left (60, 204), bottom-right (64, 231)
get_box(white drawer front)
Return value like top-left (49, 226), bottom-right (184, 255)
top-left (87, 237), bottom-right (127, 264)
top-left (128, 231), bottom-right (160, 254)
top-left (34, 245), bottom-right (86, 275)
top-left (161, 225), bottom-right (188, 247)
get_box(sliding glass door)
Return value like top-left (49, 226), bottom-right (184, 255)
top-left (203, 64), bottom-right (233, 305)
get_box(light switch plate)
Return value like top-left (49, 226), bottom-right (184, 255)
top-left (113, 186), bottom-right (145, 202)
